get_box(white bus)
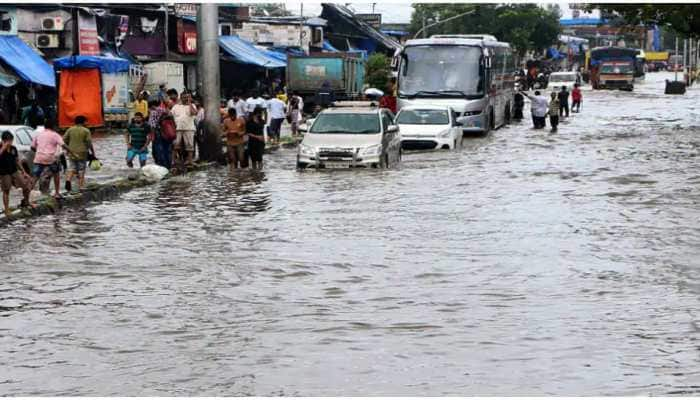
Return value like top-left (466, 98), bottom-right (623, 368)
top-left (395, 34), bottom-right (516, 134)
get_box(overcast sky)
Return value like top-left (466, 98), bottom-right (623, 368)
top-left (282, 2), bottom-right (415, 24)
top-left (278, 2), bottom-right (592, 24)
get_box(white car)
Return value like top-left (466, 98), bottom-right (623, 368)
top-left (548, 71), bottom-right (579, 91)
top-left (297, 107), bottom-right (402, 169)
top-left (0, 125), bottom-right (40, 167)
top-left (396, 106), bottom-right (463, 150)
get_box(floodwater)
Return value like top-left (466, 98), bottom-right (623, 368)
top-left (2, 72), bottom-right (700, 395)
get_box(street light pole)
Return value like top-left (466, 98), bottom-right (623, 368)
top-left (197, 3), bottom-right (222, 162)
top-left (414, 10), bottom-right (475, 39)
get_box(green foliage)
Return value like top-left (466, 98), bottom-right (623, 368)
top-left (365, 53), bottom-right (391, 90)
top-left (588, 4), bottom-right (700, 38)
top-left (409, 4), bottom-right (561, 56)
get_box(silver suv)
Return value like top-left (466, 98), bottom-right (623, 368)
top-left (297, 107), bottom-right (402, 169)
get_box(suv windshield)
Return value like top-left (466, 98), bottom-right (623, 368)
top-left (310, 113), bottom-right (380, 134)
top-left (397, 109), bottom-right (449, 125)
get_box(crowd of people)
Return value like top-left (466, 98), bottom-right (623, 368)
top-left (0, 116), bottom-right (94, 216)
top-left (0, 85), bottom-right (312, 216)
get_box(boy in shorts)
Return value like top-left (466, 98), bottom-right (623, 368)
top-left (31, 119), bottom-right (74, 199)
top-left (126, 112), bottom-right (152, 168)
top-left (0, 131), bottom-right (32, 216)
top-left (63, 115), bottom-right (94, 191)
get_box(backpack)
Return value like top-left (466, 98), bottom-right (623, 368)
top-left (159, 114), bottom-right (177, 142)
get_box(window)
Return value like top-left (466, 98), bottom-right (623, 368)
top-left (309, 113), bottom-right (380, 134)
top-left (14, 128), bottom-right (32, 146)
top-left (382, 111), bottom-right (394, 130)
top-left (397, 109), bottom-right (449, 125)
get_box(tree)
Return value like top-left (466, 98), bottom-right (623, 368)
top-left (365, 53), bottom-right (391, 90)
top-left (588, 4), bottom-right (700, 38)
top-left (408, 4), bottom-right (561, 56)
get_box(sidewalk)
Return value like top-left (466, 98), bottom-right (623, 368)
top-left (4, 125), bottom-right (301, 220)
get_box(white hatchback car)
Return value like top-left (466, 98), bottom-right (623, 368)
top-left (396, 106), bottom-right (463, 150)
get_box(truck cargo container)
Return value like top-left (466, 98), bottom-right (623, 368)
top-left (286, 53), bottom-right (365, 108)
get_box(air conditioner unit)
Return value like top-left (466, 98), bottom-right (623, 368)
top-left (219, 23), bottom-right (233, 36)
top-left (310, 27), bottom-right (323, 47)
top-left (41, 16), bottom-right (64, 31)
top-left (36, 33), bottom-right (60, 48)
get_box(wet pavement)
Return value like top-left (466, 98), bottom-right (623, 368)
top-left (1, 72), bottom-right (700, 395)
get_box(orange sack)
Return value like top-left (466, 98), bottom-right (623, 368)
top-left (58, 68), bottom-right (103, 128)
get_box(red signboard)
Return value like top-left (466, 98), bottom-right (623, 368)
top-left (78, 12), bottom-right (99, 55)
top-left (183, 31), bottom-right (197, 54)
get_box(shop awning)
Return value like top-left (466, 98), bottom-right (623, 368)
top-left (53, 55), bottom-right (131, 73)
top-left (218, 35), bottom-right (286, 69)
top-left (0, 36), bottom-right (55, 87)
top-left (261, 47), bottom-right (288, 63)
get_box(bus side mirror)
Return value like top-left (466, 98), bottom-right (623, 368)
top-left (391, 55), bottom-right (399, 70)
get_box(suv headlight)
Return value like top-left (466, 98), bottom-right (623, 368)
top-left (462, 110), bottom-right (481, 117)
top-left (438, 129), bottom-right (452, 138)
top-left (361, 144), bottom-right (382, 156)
top-left (299, 144), bottom-right (316, 156)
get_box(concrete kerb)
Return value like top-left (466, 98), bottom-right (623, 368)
top-left (0, 139), bottom-right (300, 227)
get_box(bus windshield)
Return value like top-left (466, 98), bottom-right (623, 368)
top-left (399, 45), bottom-right (483, 98)
top-left (601, 63), bottom-right (633, 74)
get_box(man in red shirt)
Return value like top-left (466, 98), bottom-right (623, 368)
top-left (572, 83), bottom-right (583, 113)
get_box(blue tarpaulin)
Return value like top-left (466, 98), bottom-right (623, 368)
top-left (559, 18), bottom-right (605, 26)
top-left (268, 46), bottom-right (305, 57)
top-left (322, 40), bottom-right (339, 52)
top-left (547, 47), bottom-right (565, 59)
top-left (262, 48), bottom-right (288, 63)
top-left (53, 55), bottom-right (131, 73)
top-left (0, 36), bottom-right (55, 87)
top-left (219, 36), bottom-right (286, 68)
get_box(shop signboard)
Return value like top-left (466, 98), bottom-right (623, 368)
top-left (102, 72), bottom-right (129, 117)
top-left (78, 11), bottom-right (99, 55)
top-left (356, 13), bottom-right (381, 29)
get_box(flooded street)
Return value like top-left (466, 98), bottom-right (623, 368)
top-left (2, 72), bottom-right (700, 395)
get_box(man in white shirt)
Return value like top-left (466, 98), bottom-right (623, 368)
top-left (266, 95), bottom-right (286, 144)
top-left (246, 92), bottom-right (262, 115)
top-left (522, 90), bottom-right (548, 129)
top-left (227, 93), bottom-right (247, 119)
top-left (170, 91), bottom-right (198, 169)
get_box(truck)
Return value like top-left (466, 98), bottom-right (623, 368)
top-left (286, 53), bottom-right (365, 110)
top-left (142, 61), bottom-right (185, 95)
top-left (588, 47), bottom-right (637, 91)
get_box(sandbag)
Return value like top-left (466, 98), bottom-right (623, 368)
top-left (140, 164), bottom-right (169, 181)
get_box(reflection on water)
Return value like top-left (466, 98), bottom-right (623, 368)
top-left (2, 73), bottom-right (700, 395)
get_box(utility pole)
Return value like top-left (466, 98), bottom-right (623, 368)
top-left (299, 3), bottom-right (304, 50)
top-left (414, 10), bottom-right (476, 40)
top-left (684, 38), bottom-right (688, 84)
top-left (197, 3), bottom-right (222, 162)
top-left (164, 4), bottom-right (169, 61)
top-left (675, 36), bottom-right (679, 82)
